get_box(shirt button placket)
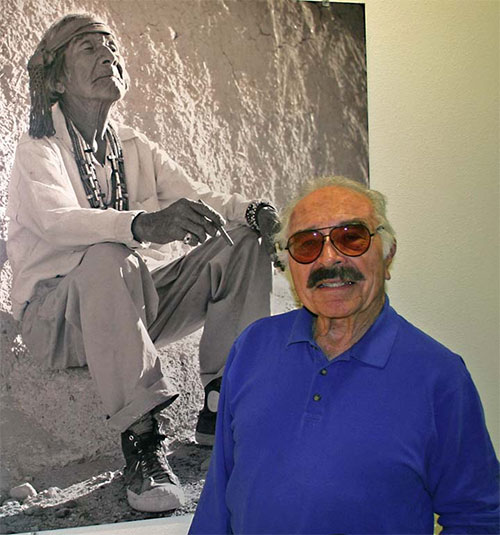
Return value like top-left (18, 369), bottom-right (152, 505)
top-left (312, 368), bottom-right (328, 402)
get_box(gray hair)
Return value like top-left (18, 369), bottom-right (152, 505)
top-left (275, 176), bottom-right (396, 265)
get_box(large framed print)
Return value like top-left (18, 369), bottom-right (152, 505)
top-left (0, 0), bottom-right (368, 531)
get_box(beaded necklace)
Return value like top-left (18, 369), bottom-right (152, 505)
top-left (65, 117), bottom-right (128, 210)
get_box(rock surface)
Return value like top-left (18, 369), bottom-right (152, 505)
top-left (8, 483), bottom-right (37, 501)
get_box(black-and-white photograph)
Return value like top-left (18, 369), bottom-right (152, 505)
top-left (0, 1), bottom-right (368, 532)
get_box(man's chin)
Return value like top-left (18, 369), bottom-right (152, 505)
top-left (111, 83), bottom-right (128, 101)
top-left (96, 78), bottom-right (128, 101)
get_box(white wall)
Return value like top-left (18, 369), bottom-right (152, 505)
top-left (361, 0), bottom-right (499, 449)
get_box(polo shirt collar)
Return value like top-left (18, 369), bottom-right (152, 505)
top-left (349, 297), bottom-right (399, 368)
top-left (287, 296), bottom-right (400, 369)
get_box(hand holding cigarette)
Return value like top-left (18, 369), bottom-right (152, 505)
top-left (198, 199), bottom-right (234, 247)
top-left (131, 198), bottom-right (231, 247)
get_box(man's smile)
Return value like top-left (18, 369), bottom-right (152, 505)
top-left (316, 279), bottom-right (356, 289)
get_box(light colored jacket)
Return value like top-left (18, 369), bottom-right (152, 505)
top-left (7, 104), bottom-right (249, 319)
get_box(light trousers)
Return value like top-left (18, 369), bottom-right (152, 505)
top-left (21, 226), bottom-right (272, 432)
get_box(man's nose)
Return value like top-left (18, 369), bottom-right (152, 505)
top-left (317, 235), bottom-right (343, 265)
top-left (99, 45), bottom-right (118, 65)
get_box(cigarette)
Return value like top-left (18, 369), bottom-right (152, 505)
top-left (198, 199), bottom-right (234, 247)
top-left (217, 224), bottom-right (234, 247)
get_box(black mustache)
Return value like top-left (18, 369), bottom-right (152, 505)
top-left (307, 265), bottom-right (365, 288)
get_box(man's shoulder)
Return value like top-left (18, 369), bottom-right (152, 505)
top-left (225, 309), bottom-right (302, 375)
top-left (16, 131), bottom-right (54, 148)
top-left (235, 309), bottom-right (301, 346)
top-left (391, 306), bottom-right (468, 379)
top-left (16, 131), bottom-right (33, 146)
top-left (114, 123), bottom-right (172, 163)
top-left (113, 121), bottom-right (164, 150)
top-left (14, 132), bottom-right (63, 162)
top-left (115, 122), bottom-right (149, 144)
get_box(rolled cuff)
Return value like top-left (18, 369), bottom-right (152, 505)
top-left (107, 377), bottom-right (180, 432)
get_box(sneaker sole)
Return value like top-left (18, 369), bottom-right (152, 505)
top-left (195, 430), bottom-right (215, 447)
top-left (127, 486), bottom-right (185, 513)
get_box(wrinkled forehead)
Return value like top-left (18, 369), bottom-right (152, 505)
top-left (289, 186), bottom-right (376, 235)
top-left (67, 31), bottom-right (116, 49)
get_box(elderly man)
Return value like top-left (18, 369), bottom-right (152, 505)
top-left (6, 14), bottom-right (280, 513)
top-left (190, 176), bottom-right (499, 534)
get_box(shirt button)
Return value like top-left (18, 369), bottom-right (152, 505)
top-left (313, 394), bottom-right (321, 401)
top-left (320, 368), bottom-right (327, 376)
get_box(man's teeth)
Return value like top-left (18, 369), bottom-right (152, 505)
top-left (318, 281), bottom-right (353, 288)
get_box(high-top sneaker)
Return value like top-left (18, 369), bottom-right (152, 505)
top-left (121, 420), bottom-right (185, 512)
top-left (195, 376), bottom-right (222, 446)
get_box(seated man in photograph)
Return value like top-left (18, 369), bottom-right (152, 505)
top-left (7, 13), bottom-right (280, 513)
top-left (190, 176), bottom-right (499, 534)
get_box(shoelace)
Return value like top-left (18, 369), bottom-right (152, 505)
top-left (139, 434), bottom-right (175, 484)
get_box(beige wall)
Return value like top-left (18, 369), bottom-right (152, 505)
top-left (363, 0), bottom-right (499, 449)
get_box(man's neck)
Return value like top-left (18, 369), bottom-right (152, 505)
top-left (60, 97), bottom-right (113, 163)
top-left (313, 295), bottom-right (385, 360)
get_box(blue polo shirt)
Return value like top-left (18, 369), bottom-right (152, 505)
top-left (190, 298), bottom-right (499, 534)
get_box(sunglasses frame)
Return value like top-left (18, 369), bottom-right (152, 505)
top-left (285, 223), bottom-right (384, 264)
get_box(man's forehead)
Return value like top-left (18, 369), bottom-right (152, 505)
top-left (289, 186), bottom-right (375, 232)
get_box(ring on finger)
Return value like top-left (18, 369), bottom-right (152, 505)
top-left (183, 232), bottom-right (194, 245)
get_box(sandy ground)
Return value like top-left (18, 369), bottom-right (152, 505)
top-left (0, 439), bottom-right (210, 534)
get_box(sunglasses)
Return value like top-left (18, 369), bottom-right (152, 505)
top-left (286, 223), bottom-right (383, 264)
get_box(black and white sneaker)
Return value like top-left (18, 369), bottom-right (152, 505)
top-left (195, 377), bottom-right (222, 446)
top-left (121, 422), bottom-right (185, 512)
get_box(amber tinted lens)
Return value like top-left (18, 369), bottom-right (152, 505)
top-left (331, 225), bottom-right (371, 256)
top-left (287, 230), bottom-right (324, 263)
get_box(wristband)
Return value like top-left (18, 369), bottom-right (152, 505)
top-left (245, 200), bottom-right (276, 232)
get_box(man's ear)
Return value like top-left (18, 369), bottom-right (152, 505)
top-left (384, 240), bottom-right (397, 281)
